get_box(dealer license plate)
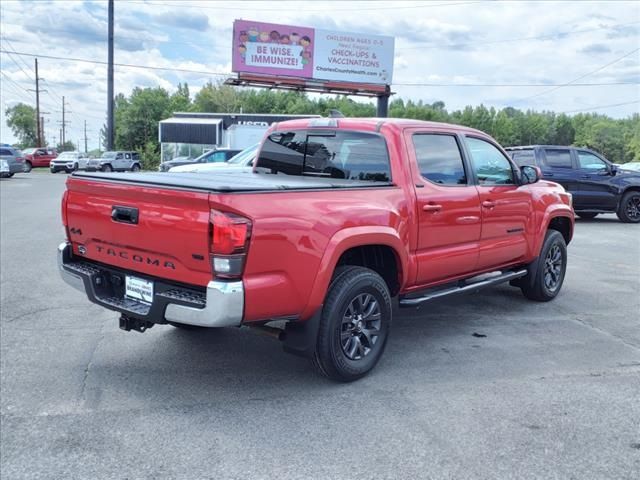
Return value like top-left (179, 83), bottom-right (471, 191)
top-left (125, 275), bottom-right (154, 304)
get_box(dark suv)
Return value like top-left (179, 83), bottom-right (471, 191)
top-left (506, 145), bottom-right (640, 223)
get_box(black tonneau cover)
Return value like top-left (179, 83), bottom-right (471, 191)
top-left (71, 171), bottom-right (394, 193)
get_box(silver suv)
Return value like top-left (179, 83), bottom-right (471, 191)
top-left (86, 151), bottom-right (141, 172)
top-left (0, 145), bottom-right (25, 177)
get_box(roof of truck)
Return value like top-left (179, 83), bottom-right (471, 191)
top-left (271, 117), bottom-right (487, 135)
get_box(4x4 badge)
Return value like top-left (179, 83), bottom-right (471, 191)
top-left (70, 227), bottom-right (82, 235)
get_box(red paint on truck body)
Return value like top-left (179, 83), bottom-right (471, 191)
top-left (63, 118), bottom-right (574, 324)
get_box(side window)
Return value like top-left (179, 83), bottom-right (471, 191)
top-left (116, 153), bottom-right (124, 160)
top-left (125, 153), bottom-right (131, 160)
top-left (577, 151), bottom-right (607, 170)
top-left (465, 137), bottom-right (515, 185)
top-left (133, 153), bottom-right (140, 160)
top-left (509, 149), bottom-right (537, 167)
top-left (0, 149), bottom-right (11, 156)
top-left (412, 134), bottom-right (467, 185)
top-left (544, 149), bottom-right (572, 168)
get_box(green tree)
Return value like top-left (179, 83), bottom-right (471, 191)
top-left (56, 140), bottom-right (76, 152)
top-left (5, 103), bottom-right (38, 148)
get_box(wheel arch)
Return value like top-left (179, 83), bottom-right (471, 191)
top-left (300, 227), bottom-right (408, 320)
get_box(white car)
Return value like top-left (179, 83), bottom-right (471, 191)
top-left (0, 158), bottom-right (10, 177)
top-left (50, 151), bottom-right (90, 173)
top-left (620, 162), bottom-right (640, 172)
top-left (168, 144), bottom-right (258, 173)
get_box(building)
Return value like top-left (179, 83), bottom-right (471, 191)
top-left (158, 112), bottom-right (319, 162)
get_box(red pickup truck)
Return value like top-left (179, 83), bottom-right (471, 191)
top-left (58, 118), bottom-right (574, 381)
top-left (23, 147), bottom-right (58, 171)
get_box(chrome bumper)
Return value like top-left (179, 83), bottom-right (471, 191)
top-left (57, 242), bottom-right (244, 327)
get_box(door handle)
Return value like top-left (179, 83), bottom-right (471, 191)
top-left (111, 205), bottom-right (139, 224)
top-left (581, 175), bottom-right (590, 179)
top-left (423, 203), bottom-right (442, 212)
top-left (482, 200), bottom-right (496, 209)
top-left (544, 172), bottom-right (554, 177)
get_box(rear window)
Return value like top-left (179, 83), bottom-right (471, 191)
top-left (509, 149), bottom-right (537, 167)
top-left (255, 130), bottom-right (391, 183)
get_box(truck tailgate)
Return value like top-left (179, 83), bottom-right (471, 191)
top-left (65, 177), bottom-right (212, 286)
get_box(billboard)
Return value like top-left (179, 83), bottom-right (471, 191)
top-left (232, 20), bottom-right (394, 85)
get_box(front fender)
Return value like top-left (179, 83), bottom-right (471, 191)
top-left (300, 226), bottom-right (409, 320)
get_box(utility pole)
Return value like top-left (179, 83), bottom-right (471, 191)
top-left (35, 59), bottom-right (41, 146)
top-left (84, 120), bottom-right (88, 153)
top-left (59, 128), bottom-right (62, 147)
top-left (40, 116), bottom-right (44, 145)
top-left (59, 97), bottom-right (71, 148)
top-left (27, 59), bottom-right (47, 146)
top-left (107, 0), bottom-right (115, 150)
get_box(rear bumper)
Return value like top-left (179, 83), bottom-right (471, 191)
top-left (57, 242), bottom-right (244, 327)
top-left (9, 163), bottom-right (24, 174)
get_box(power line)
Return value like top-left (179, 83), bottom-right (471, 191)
top-left (0, 49), bottom-right (230, 76)
top-left (515, 47), bottom-right (640, 102)
top-left (396, 20), bottom-right (640, 51)
top-left (3, 49), bottom-right (637, 89)
top-left (560, 100), bottom-right (640, 114)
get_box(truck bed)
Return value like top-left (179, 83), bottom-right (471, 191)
top-left (71, 171), bottom-right (393, 193)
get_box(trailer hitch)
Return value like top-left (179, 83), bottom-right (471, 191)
top-left (119, 314), bottom-right (154, 333)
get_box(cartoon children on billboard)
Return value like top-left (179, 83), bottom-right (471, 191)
top-left (237, 24), bottom-right (312, 65)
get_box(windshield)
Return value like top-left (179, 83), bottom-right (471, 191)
top-left (228, 144), bottom-right (259, 165)
top-left (101, 152), bottom-right (117, 159)
top-left (22, 148), bottom-right (36, 154)
top-left (58, 152), bottom-right (77, 160)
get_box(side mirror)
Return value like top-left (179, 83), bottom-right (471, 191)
top-left (520, 165), bottom-right (541, 185)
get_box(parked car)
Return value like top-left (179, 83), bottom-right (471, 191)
top-left (620, 162), bottom-right (640, 173)
top-left (0, 145), bottom-right (25, 176)
top-left (85, 151), bottom-right (141, 172)
top-left (168, 144), bottom-right (258, 173)
top-left (58, 118), bottom-right (574, 382)
top-left (506, 145), bottom-right (640, 223)
top-left (50, 151), bottom-right (90, 173)
top-left (22, 147), bottom-right (57, 171)
top-left (159, 148), bottom-right (242, 172)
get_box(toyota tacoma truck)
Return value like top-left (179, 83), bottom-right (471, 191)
top-left (58, 118), bottom-right (574, 381)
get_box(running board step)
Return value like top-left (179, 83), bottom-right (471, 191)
top-left (399, 269), bottom-right (528, 307)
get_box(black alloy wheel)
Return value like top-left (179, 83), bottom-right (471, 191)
top-left (340, 293), bottom-right (382, 360)
top-left (617, 191), bottom-right (640, 223)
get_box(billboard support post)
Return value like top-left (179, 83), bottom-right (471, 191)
top-left (376, 86), bottom-right (391, 118)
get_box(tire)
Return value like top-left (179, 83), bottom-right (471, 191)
top-left (73, 163), bottom-right (79, 172)
top-left (50, 169), bottom-right (57, 174)
top-left (167, 321), bottom-right (206, 330)
top-left (131, 163), bottom-right (141, 172)
top-left (7, 173), bottom-right (14, 177)
top-left (101, 164), bottom-right (113, 172)
top-left (616, 191), bottom-right (640, 224)
top-left (521, 230), bottom-right (567, 302)
top-left (23, 161), bottom-right (32, 173)
top-left (313, 266), bottom-right (392, 382)
top-left (576, 212), bottom-right (598, 219)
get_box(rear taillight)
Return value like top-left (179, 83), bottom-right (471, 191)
top-left (61, 190), bottom-right (69, 227)
top-left (209, 209), bottom-right (252, 279)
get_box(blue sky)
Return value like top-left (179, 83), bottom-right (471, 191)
top-left (1, 0), bottom-right (639, 147)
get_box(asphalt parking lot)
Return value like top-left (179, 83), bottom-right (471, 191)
top-left (1, 172), bottom-right (639, 479)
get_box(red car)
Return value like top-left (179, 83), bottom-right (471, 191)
top-left (58, 118), bottom-right (574, 381)
top-left (22, 147), bottom-right (57, 171)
